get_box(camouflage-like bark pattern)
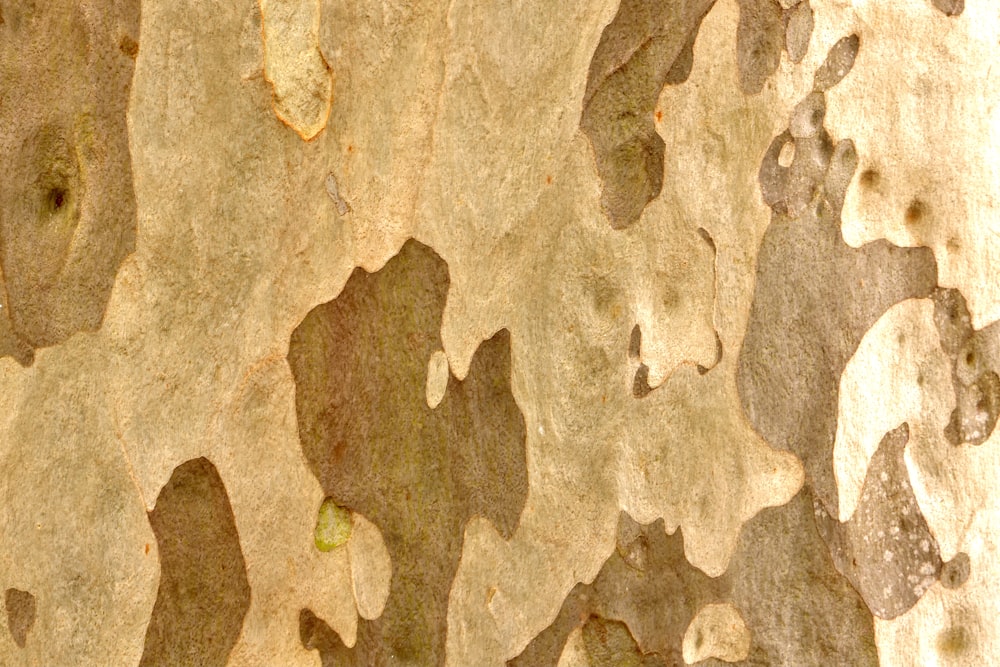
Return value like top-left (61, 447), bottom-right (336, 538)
top-left (1, 0), bottom-right (995, 665)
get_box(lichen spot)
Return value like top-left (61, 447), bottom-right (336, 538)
top-left (859, 168), bottom-right (880, 189)
top-left (937, 625), bottom-right (972, 657)
top-left (905, 199), bottom-right (928, 226)
top-left (315, 498), bottom-right (352, 551)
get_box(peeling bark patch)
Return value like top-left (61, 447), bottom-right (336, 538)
top-left (580, 616), bottom-right (665, 667)
top-left (932, 289), bottom-right (1000, 446)
top-left (260, 0), bottom-right (333, 140)
top-left (940, 552), bottom-right (971, 590)
top-left (736, 0), bottom-right (784, 94)
top-left (4, 588), bottom-right (35, 649)
top-left (511, 496), bottom-right (877, 667)
top-left (738, 58), bottom-right (938, 516)
top-left (581, 0), bottom-right (716, 229)
top-left (509, 514), bottom-right (723, 667)
top-left (288, 240), bottom-right (528, 666)
top-left (931, 0), bottom-right (964, 17)
top-left (140, 458), bottom-right (251, 667)
top-left (0, 0), bottom-right (139, 362)
top-left (815, 425), bottom-right (943, 620)
top-left (782, 0), bottom-right (812, 64)
top-left (813, 34), bottom-right (859, 92)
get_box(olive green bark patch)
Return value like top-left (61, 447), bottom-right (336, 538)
top-left (0, 0), bottom-right (139, 362)
top-left (141, 458), bottom-right (250, 667)
top-left (4, 588), bottom-right (35, 649)
top-left (314, 499), bottom-right (351, 552)
top-left (288, 240), bottom-right (528, 666)
top-left (581, 0), bottom-right (715, 229)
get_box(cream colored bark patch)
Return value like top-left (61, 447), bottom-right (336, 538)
top-left (114, 0), bottom-right (364, 662)
top-left (15, 0), bottom-right (996, 664)
top-left (556, 627), bottom-right (589, 667)
top-left (682, 602), bottom-right (751, 664)
top-left (260, 0), bottom-right (332, 140)
top-left (444, 3), bottom-right (818, 664)
top-left (658, 0), bottom-right (842, 359)
top-left (0, 351), bottom-right (157, 667)
top-left (347, 513), bottom-right (392, 621)
top-left (827, 0), bottom-right (1000, 328)
top-left (876, 511), bottom-right (1000, 667)
top-left (834, 299), bottom-right (952, 521)
top-left (426, 350), bottom-right (450, 409)
top-left (829, 298), bottom-right (1000, 665)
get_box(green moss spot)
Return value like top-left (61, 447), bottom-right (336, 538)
top-left (314, 498), bottom-right (351, 552)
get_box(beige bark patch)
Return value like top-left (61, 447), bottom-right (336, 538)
top-left (830, 297), bottom-right (1000, 663)
top-left (556, 627), bottom-right (589, 667)
top-left (682, 602), bottom-right (751, 664)
top-left (347, 513), bottom-right (392, 622)
top-left (0, 348), bottom-right (158, 666)
top-left (260, 0), bottom-right (332, 140)
top-left (828, 0), bottom-right (1000, 329)
top-left (835, 299), bottom-right (952, 522)
top-left (426, 350), bottom-right (450, 409)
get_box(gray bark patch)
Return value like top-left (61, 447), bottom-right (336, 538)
top-left (4, 588), bottom-right (35, 649)
top-left (581, 0), bottom-right (716, 229)
top-left (738, 41), bottom-right (937, 516)
top-left (814, 425), bottom-right (943, 620)
top-left (141, 458), bottom-right (251, 667)
top-left (289, 240), bottom-right (529, 666)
